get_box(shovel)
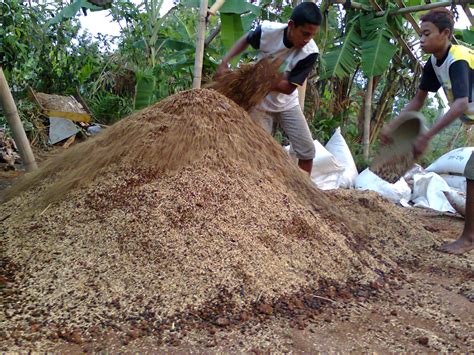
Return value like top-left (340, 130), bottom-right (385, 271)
top-left (372, 111), bottom-right (427, 183)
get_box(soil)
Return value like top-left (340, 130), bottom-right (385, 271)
top-left (1, 89), bottom-right (472, 352)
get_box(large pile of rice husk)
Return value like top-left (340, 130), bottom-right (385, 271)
top-left (2, 89), bottom-right (399, 348)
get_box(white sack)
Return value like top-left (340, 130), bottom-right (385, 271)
top-left (440, 174), bottom-right (466, 193)
top-left (426, 147), bottom-right (474, 175)
top-left (285, 140), bottom-right (345, 190)
top-left (443, 190), bottom-right (466, 216)
top-left (355, 168), bottom-right (411, 205)
top-left (411, 172), bottom-right (456, 213)
top-left (325, 127), bottom-right (358, 188)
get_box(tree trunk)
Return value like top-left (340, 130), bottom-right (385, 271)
top-left (363, 77), bottom-right (373, 161)
top-left (0, 68), bottom-right (37, 171)
top-left (369, 67), bottom-right (399, 143)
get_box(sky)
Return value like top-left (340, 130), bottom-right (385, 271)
top-left (79, 0), bottom-right (174, 38)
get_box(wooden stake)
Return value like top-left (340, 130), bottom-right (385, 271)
top-left (204, 24), bottom-right (221, 48)
top-left (363, 77), bottom-right (373, 161)
top-left (0, 67), bottom-right (37, 172)
top-left (192, 0), bottom-right (209, 89)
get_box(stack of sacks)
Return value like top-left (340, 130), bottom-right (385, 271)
top-left (285, 127), bottom-right (358, 190)
top-left (425, 147), bottom-right (473, 193)
top-left (422, 147), bottom-right (474, 216)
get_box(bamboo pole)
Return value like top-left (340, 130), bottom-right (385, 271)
top-left (395, 0), bottom-right (421, 35)
top-left (0, 68), bottom-right (37, 171)
top-left (331, 0), bottom-right (470, 16)
top-left (462, 3), bottom-right (474, 26)
top-left (192, 0), bottom-right (209, 89)
top-left (208, 0), bottom-right (225, 16)
top-left (380, 1), bottom-right (470, 16)
top-left (363, 77), bottom-right (373, 161)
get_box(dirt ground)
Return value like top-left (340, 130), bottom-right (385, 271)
top-left (1, 163), bottom-right (472, 353)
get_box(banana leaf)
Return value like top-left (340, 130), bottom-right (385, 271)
top-left (134, 70), bottom-right (156, 110)
top-left (320, 19), bottom-right (361, 79)
top-left (221, 13), bottom-right (244, 66)
top-left (360, 13), bottom-right (398, 78)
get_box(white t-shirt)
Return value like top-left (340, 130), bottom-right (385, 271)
top-left (253, 21), bottom-right (319, 112)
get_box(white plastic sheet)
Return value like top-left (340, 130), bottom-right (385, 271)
top-left (411, 172), bottom-right (455, 213)
top-left (440, 174), bottom-right (466, 193)
top-left (355, 168), bottom-right (411, 205)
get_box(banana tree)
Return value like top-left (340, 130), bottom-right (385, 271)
top-left (320, 2), bottom-right (406, 159)
top-left (360, 10), bottom-right (397, 159)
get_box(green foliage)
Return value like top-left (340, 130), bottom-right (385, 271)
top-left (219, 0), bottom-right (260, 15)
top-left (88, 93), bottom-right (133, 124)
top-left (2, 0), bottom-right (107, 95)
top-left (221, 13), bottom-right (245, 65)
top-left (454, 28), bottom-right (474, 47)
top-left (405, 0), bottom-right (423, 6)
top-left (359, 13), bottom-right (397, 78)
top-left (321, 9), bottom-right (398, 80)
top-left (134, 70), bottom-right (156, 110)
top-left (320, 18), bottom-right (361, 79)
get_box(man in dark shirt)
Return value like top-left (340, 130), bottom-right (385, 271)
top-left (216, 2), bottom-right (322, 175)
top-left (381, 8), bottom-right (473, 254)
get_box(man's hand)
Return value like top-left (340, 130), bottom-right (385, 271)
top-left (379, 125), bottom-right (394, 145)
top-left (215, 62), bottom-right (231, 79)
top-left (413, 134), bottom-right (430, 159)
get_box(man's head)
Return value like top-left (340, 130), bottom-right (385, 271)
top-left (420, 8), bottom-right (454, 54)
top-left (287, 2), bottom-right (322, 48)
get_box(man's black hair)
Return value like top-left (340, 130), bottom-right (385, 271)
top-left (290, 2), bottom-right (322, 27)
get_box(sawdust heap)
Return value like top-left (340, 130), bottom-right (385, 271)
top-left (207, 57), bottom-right (282, 111)
top-left (2, 89), bottom-right (396, 345)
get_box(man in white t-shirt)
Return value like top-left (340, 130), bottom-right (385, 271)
top-left (216, 2), bottom-right (322, 175)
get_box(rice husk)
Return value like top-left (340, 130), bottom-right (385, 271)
top-left (371, 112), bottom-right (426, 183)
top-left (207, 57), bottom-right (282, 111)
top-left (2, 89), bottom-right (403, 348)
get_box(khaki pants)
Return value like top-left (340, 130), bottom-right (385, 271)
top-left (250, 105), bottom-right (315, 160)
